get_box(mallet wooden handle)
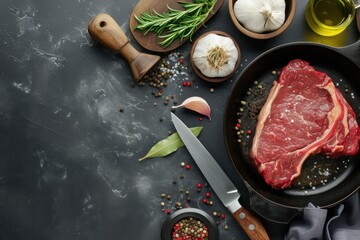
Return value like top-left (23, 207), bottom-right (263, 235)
top-left (88, 13), bottom-right (160, 81)
top-left (88, 13), bottom-right (129, 53)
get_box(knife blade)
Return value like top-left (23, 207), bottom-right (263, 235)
top-left (171, 113), bottom-right (269, 240)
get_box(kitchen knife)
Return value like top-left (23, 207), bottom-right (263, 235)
top-left (171, 113), bottom-right (270, 240)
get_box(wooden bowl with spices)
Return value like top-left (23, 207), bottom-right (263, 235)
top-left (190, 31), bottom-right (241, 83)
top-left (229, 0), bottom-right (296, 39)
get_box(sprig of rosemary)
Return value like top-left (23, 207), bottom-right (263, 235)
top-left (134, 0), bottom-right (217, 47)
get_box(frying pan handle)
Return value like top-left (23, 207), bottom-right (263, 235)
top-left (337, 40), bottom-right (360, 67)
top-left (336, 8), bottom-right (360, 66)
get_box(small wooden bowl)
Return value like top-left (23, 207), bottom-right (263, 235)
top-left (229, 0), bottom-right (296, 39)
top-left (190, 31), bottom-right (241, 83)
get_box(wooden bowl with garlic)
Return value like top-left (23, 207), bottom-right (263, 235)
top-left (229, 0), bottom-right (296, 39)
top-left (190, 31), bottom-right (241, 83)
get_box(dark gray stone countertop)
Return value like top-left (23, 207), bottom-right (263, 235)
top-left (0, 0), bottom-right (358, 239)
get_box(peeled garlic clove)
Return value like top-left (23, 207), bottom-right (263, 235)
top-left (172, 96), bottom-right (211, 119)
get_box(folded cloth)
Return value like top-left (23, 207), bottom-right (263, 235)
top-left (285, 191), bottom-right (360, 240)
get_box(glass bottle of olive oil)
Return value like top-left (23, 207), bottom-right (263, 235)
top-left (314, 0), bottom-right (348, 26)
top-left (305, 0), bottom-right (355, 36)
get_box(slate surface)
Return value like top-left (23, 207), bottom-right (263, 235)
top-left (0, 0), bottom-right (358, 239)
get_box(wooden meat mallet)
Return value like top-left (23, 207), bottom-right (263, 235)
top-left (88, 13), bottom-right (161, 81)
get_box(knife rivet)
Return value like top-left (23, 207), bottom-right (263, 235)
top-left (239, 212), bottom-right (246, 219)
top-left (249, 224), bottom-right (255, 231)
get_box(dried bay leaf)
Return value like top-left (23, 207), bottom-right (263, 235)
top-left (139, 126), bottom-right (203, 161)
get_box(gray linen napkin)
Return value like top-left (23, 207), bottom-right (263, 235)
top-left (285, 191), bottom-right (360, 240)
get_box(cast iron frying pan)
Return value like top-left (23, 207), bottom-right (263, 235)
top-left (224, 42), bottom-right (360, 212)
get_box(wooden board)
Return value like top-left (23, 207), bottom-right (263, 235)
top-left (129, 0), bottom-right (224, 53)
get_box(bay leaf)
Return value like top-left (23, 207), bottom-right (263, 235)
top-left (139, 126), bottom-right (203, 161)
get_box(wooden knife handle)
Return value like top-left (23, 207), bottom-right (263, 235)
top-left (233, 207), bottom-right (270, 240)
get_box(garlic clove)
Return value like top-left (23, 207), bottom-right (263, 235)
top-left (172, 96), bottom-right (211, 119)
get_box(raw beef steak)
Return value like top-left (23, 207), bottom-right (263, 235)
top-left (250, 59), bottom-right (360, 189)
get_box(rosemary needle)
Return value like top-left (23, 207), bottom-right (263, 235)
top-left (134, 0), bottom-right (217, 47)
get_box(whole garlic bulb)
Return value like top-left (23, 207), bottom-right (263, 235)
top-left (234, 0), bottom-right (286, 33)
top-left (192, 33), bottom-right (238, 78)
